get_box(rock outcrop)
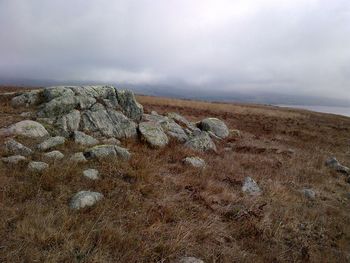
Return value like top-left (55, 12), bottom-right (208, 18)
top-left (138, 122), bottom-right (169, 148)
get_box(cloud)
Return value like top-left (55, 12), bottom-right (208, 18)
top-left (0, 0), bottom-right (349, 100)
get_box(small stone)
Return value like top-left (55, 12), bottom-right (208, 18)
top-left (325, 157), bottom-right (350, 175)
top-left (183, 157), bottom-right (206, 168)
top-left (301, 188), bottom-right (316, 200)
top-left (70, 152), bottom-right (87, 163)
top-left (28, 161), bottom-right (49, 173)
top-left (83, 169), bottom-right (99, 180)
top-left (178, 257), bottom-right (204, 263)
top-left (84, 145), bottom-right (131, 161)
top-left (4, 139), bottom-right (32, 156)
top-left (242, 177), bottom-right (262, 196)
top-left (69, 190), bottom-right (104, 210)
top-left (1, 155), bottom-right (27, 165)
top-left (73, 131), bottom-right (99, 146)
top-left (43, 150), bottom-right (64, 161)
top-left (230, 129), bottom-right (241, 137)
top-left (37, 136), bottom-right (66, 151)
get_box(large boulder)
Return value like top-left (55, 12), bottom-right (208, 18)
top-left (69, 191), bottom-right (103, 210)
top-left (37, 136), bottom-right (66, 151)
top-left (55, 110), bottom-right (81, 135)
top-left (198, 118), bottom-right (229, 139)
top-left (84, 145), bottom-right (131, 161)
top-left (138, 122), bottom-right (169, 148)
top-left (4, 139), bottom-right (32, 156)
top-left (116, 90), bottom-right (143, 121)
top-left (0, 120), bottom-right (49, 138)
top-left (185, 131), bottom-right (217, 152)
top-left (11, 89), bottom-right (43, 108)
top-left (73, 131), bottom-right (99, 146)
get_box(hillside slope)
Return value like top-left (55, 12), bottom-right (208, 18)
top-left (0, 88), bottom-right (350, 262)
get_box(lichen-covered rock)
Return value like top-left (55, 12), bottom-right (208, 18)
top-left (183, 157), bottom-right (206, 168)
top-left (81, 109), bottom-right (137, 139)
top-left (116, 90), bottom-right (143, 121)
top-left (161, 121), bottom-right (188, 142)
top-left (70, 152), bottom-right (87, 163)
top-left (11, 89), bottom-right (43, 108)
top-left (1, 155), bottom-right (27, 165)
top-left (84, 145), bottom-right (131, 161)
top-left (69, 190), bottom-right (103, 210)
top-left (55, 109), bottom-right (81, 135)
top-left (83, 169), bottom-right (99, 180)
top-left (185, 131), bottom-right (217, 152)
top-left (4, 139), bottom-right (32, 156)
top-left (73, 131), bottom-right (99, 146)
top-left (28, 161), bottom-right (49, 173)
top-left (167, 112), bottom-right (199, 132)
top-left (43, 150), bottom-right (64, 161)
top-left (37, 136), bottom-right (66, 151)
top-left (325, 157), bottom-right (350, 175)
top-left (0, 120), bottom-right (49, 138)
top-left (242, 177), bottom-right (262, 196)
top-left (138, 122), bottom-right (169, 148)
top-left (101, 137), bottom-right (121, 145)
top-left (198, 118), bottom-right (229, 139)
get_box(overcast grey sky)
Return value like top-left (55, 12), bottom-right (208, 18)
top-left (0, 0), bottom-right (349, 100)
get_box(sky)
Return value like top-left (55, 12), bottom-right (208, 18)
top-left (0, 0), bottom-right (350, 101)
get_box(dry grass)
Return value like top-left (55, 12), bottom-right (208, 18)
top-left (0, 89), bottom-right (350, 262)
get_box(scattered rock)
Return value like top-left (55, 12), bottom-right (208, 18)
top-left (43, 150), bottom-right (64, 161)
top-left (4, 139), bottom-right (32, 156)
top-left (69, 190), bottom-right (104, 210)
top-left (70, 152), bottom-right (87, 163)
top-left (73, 131), bottom-right (99, 146)
top-left (185, 131), bottom-right (217, 152)
top-left (230, 129), bottom-right (241, 137)
top-left (302, 188), bottom-right (316, 200)
top-left (101, 137), bottom-right (121, 145)
top-left (242, 177), bottom-right (262, 196)
top-left (0, 120), bottom-right (49, 138)
top-left (325, 157), bottom-right (350, 175)
top-left (28, 161), bottom-right (49, 173)
top-left (84, 145), bottom-right (131, 161)
top-left (11, 89), bottom-right (43, 108)
top-left (178, 257), bottom-right (204, 263)
top-left (183, 157), bottom-right (206, 168)
top-left (37, 136), bottom-right (66, 151)
top-left (198, 118), bottom-right (229, 139)
top-left (138, 122), bottom-right (169, 148)
top-left (1, 155), bottom-right (27, 165)
top-left (83, 169), bottom-right (99, 180)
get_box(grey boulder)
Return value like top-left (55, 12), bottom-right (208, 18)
top-left (43, 150), bottom-right (64, 161)
top-left (37, 136), bottom-right (66, 151)
top-left (242, 177), bottom-right (262, 196)
top-left (185, 131), bottom-right (217, 152)
top-left (70, 152), bottom-right (87, 163)
top-left (198, 118), bottom-right (229, 139)
top-left (183, 157), bottom-right (206, 168)
top-left (73, 131), bottom-right (99, 146)
top-left (28, 161), bottom-right (49, 173)
top-left (0, 120), bottom-right (49, 138)
top-left (84, 145), bottom-right (131, 161)
top-left (4, 139), bottom-right (32, 156)
top-left (83, 169), bottom-right (99, 180)
top-left (69, 190), bottom-right (104, 210)
top-left (1, 155), bottom-right (27, 165)
top-left (138, 122), bottom-right (169, 148)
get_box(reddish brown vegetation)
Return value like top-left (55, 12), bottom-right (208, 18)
top-left (0, 89), bottom-right (350, 262)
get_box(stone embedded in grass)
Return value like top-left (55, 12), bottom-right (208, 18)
top-left (325, 157), bottom-right (350, 175)
top-left (101, 137), bottom-right (121, 145)
top-left (138, 121), bottom-right (169, 148)
top-left (185, 131), bottom-right (217, 152)
top-left (302, 188), bottom-right (316, 200)
top-left (43, 150), bottom-right (64, 161)
top-left (84, 145), bottom-right (131, 161)
top-left (28, 161), bottom-right (49, 173)
top-left (4, 139), bottom-right (33, 156)
top-left (70, 152), bottom-right (87, 163)
top-left (230, 129), bottom-right (241, 137)
top-left (178, 257), bottom-right (204, 263)
top-left (73, 131), bottom-right (99, 146)
top-left (83, 169), bottom-right (99, 180)
top-left (242, 176), bottom-right (262, 196)
top-left (198, 117), bottom-right (229, 139)
top-left (69, 190), bottom-right (104, 210)
top-left (0, 120), bottom-right (49, 138)
top-left (1, 155), bottom-right (27, 165)
top-left (37, 136), bottom-right (66, 151)
top-left (183, 157), bottom-right (206, 168)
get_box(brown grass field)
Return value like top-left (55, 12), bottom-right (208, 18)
top-left (0, 86), bottom-right (350, 262)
